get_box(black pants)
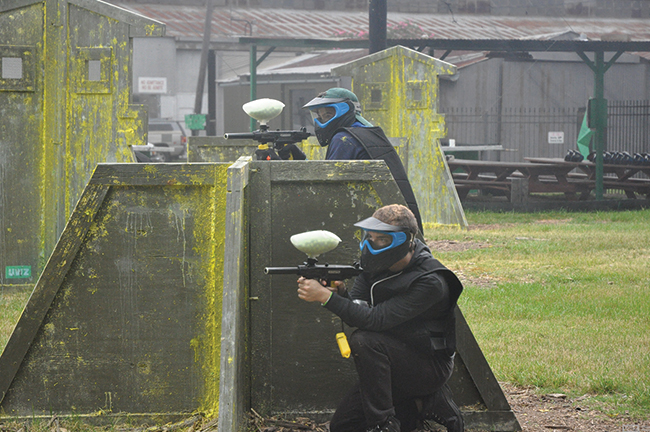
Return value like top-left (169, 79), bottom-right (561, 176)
top-left (329, 330), bottom-right (454, 432)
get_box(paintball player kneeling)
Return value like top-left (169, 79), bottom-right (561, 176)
top-left (296, 204), bottom-right (464, 432)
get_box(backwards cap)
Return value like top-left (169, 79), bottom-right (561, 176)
top-left (354, 216), bottom-right (409, 233)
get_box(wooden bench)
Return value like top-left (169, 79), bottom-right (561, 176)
top-left (448, 159), bottom-right (594, 201)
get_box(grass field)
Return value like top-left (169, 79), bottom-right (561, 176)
top-left (425, 209), bottom-right (650, 419)
top-left (1, 209), bottom-right (649, 428)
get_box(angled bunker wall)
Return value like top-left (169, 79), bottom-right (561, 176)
top-left (0, 163), bottom-right (228, 419)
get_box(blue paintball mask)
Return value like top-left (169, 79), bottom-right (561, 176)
top-left (355, 217), bottom-right (413, 274)
top-left (310, 102), bottom-right (351, 128)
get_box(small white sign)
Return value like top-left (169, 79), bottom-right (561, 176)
top-left (138, 77), bottom-right (167, 94)
top-left (548, 131), bottom-right (564, 144)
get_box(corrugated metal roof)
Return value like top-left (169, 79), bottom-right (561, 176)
top-left (108, 3), bottom-right (650, 42)
top-left (217, 49), bottom-right (370, 82)
top-left (270, 49), bottom-right (370, 69)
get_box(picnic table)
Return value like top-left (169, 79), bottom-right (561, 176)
top-left (525, 157), bottom-right (650, 199)
top-left (447, 158), bottom-right (650, 201)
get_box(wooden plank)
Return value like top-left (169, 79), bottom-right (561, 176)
top-left (219, 158), bottom-right (251, 432)
top-left (89, 163), bottom-right (221, 186)
top-left (448, 159), bottom-right (555, 169)
top-left (0, 184), bottom-right (109, 403)
top-left (269, 160), bottom-right (394, 182)
top-left (441, 145), bottom-right (505, 152)
top-left (453, 179), bottom-right (511, 186)
top-left (248, 163), bottom-right (274, 414)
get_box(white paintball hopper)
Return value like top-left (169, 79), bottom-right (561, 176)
top-left (290, 230), bottom-right (342, 259)
top-left (242, 98), bottom-right (285, 125)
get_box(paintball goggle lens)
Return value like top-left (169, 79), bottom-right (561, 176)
top-left (310, 102), bottom-right (350, 127)
top-left (359, 230), bottom-right (408, 255)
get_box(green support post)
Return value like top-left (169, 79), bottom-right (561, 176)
top-left (593, 51), bottom-right (605, 200)
top-left (576, 49), bottom-right (624, 200)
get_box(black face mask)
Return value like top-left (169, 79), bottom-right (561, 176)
top-left (314, 104), bottom-right (357, 147)
top-left (360, 239), bottom-right (412, 275)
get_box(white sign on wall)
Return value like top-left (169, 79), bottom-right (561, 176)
top-left (138, 77), bottom-right (167, 94)
top-left (548, 131), bottom-right (565, 144)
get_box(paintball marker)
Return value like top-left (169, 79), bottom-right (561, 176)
top-left (264, 230), bottom-right (363, 286)
top-left (224, 98), bottom-right (311, 161)
top-left (264, 230), bottom-right (362, 358)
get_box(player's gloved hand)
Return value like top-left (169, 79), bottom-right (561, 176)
top-left (278, 144), bottom-right (307, 160)
top-left (255, 147), bottom-right (281, 160)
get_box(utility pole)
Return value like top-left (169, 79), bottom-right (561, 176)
top-left (369, 0), bottom-right (387, 55)
top-left (193, 0), bottom-right (214, 136)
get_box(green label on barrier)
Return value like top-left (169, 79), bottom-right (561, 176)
top-left (6, 265), bottom-right (31, 279)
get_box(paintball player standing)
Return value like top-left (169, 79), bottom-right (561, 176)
top-left (303, 88), bottom-right (423, 233)
top-left (296, 204), bottom-right (464, 432)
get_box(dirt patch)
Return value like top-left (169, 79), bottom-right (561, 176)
top-left (426, 239), bottom-right (491, 253)
top-left (425, 239), bottom-right (496, 288)
top-left (451, 269), bottom-right (499, 289)
top-left (463, 220), bottom-right (570, 231)
top-left (501, 383), bottom-right (649, 432)
top-left (466, 223), bottom-right (515, 231)
top-left (534, 219), bottom-right (572, 225)
top-left (245, 384), bottom-right (648, 432)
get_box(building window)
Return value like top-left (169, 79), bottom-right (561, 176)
top-left (73, 47), bottom-right (112, 94)
top-left (411, 86), bottom-right (422, 102)
top-left (0, 46), bottom-right (35, 92)
top-left (407, 81), bottom-right (428, 109)
top-left (2, 57), bottom-right (22, 79)
top-left (87, 60), bottom-right (102, 81)
top-left (371, 89), bottom-right (382, 104)
top-left (364, 83), bottom-right (389, 111)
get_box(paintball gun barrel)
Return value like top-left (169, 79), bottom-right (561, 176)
top-left (225, 126), bottom-right (311, 147)
top-left (264, 261), bottom-right (362, 285)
